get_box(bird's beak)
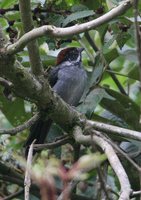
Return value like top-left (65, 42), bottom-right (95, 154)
top-left (78, 47), bottom-right (85, 53)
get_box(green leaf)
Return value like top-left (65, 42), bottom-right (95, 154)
top-left (0, 18), bottom-right (9, 30)
top-left (0, 87), bottom-right (30, 126)
top-left (100, 88), bottom-right (140, 129)
top-left (46, 124), bottom-right (62, 158)
top-left (77, 87), bottom-right (114, 118)
top-left (104, 48), bottom-right (119, 63)
top-left (103, 34), bottom-right (117, 52)
top-left (127, 64), bottom-right (139, 81)
top-left (80, 0), bottom-right (101, 10)
top-left (101, 110), bottom-right (129, 128)
top-left (71, 4), bottom-right (89, 12)
top-left (116, 32), bottom-right (131, 49)
top-left (1, 0), bottom-right (18, 8)
top-left (122, 49), bottom-right (138, 64)
top-left (120, 141), bottom-right (141, 159)
top-left (96, 24), bottom-right (108, 44)
top-left (62, 10), bottom-right (95, 27)
top-left (88, 55), bottom-right (104, 88)
top-left (6, 11), bottom-right (20, 21)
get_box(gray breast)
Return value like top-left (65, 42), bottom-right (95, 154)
top-left (53, 64), bottom-right (87, 106)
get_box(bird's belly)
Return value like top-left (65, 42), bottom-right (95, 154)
top-left (53, 69), bottom-right (87, 106)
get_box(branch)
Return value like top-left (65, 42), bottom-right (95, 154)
top-left (86, 120), bottom-right (141, 141)
top-left (3, 189), bottom-right (24, 200)
top-left (104, 135), bottom-right (141, 172)
top-left (57, 180), bottom-right (78, 200)
top-left (131, 190), bottom-right (141, 198)
top-left (0, 60), bottom-right (42, 102)
top-left (96, 167), bottom-right (110, 199)
top-left (34, 136), bottom-right (71, 151)
top-left (0, 77), bottom-right (13, 88)
top-left (0, 162), bottom-right (40, 197)
top-left (0, 161), bottom-right (24, 183)
top-left (106, 66), bottom-right (127, 95)
top-left (0, 175), bottom-right (23, 187)
top-left (24, 140), bottom-right (35, 200)
top-left (19, 0), bottom-right (43, 76)
top-left (0, 113), bottom-right (40, 135)
top-left (6, 0), bottom-right (131, 55)
top-left (133, 0), bottom-right (141, 81)
top-left (73, 126), bottom-right (132, 200)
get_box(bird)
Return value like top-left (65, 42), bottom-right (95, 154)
top-left (24, 47), bottom-right (87, 157)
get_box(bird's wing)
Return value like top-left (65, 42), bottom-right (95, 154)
top-left (48, 66), bottom-right (61, 87)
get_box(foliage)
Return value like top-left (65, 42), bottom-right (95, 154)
top-left (0, 0), bottom-right (141, 199)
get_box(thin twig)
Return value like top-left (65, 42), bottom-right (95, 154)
top-left (34, 135), bottom-right (71, 151)
top-left (131, 190), bottom-right (141, 198)
top-left (86, 120), bottom-right (141, 141)
top-left (85, 31), bottom-right (99, 52)
top-left (107, 66), bottom-right (127, 95)
top-left (0, 175), bottom-right (23, 187)
top-left (57, 180), bottom-right (79, 200)
top-left (96, 131), bottom-right (141, 172)
top-left (3, 189), bottom-right (24, 200)
top-left (0, 77), bottom-right (13, 88)
top-left (97, 167), bottom-right (111, 200)
top-left (24, 140), bottom-right (35, 200)
top-left (0, 113), bottom-right (40, 135)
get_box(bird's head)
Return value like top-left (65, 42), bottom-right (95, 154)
top-left (56, 47), bottom-right (84, 65)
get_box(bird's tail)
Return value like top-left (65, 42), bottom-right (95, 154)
top-left (24, 118), bottom-right (52, 157)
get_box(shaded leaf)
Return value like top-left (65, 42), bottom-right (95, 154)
top-left (78, 87), bottom-right (114, 118)
top-left (122, 49), bottom-right (138, 64)
top-left (96, 24), bottom-right (108, 44)
top-left (62, 10), bottom-right (95, 27)
top-left (100, 88), bottom-right (140, 129)
top-left (0, 0), bottom-right (18, 8)
top-left (103, 34), bottom-right (117, 52)
top-left (104, 48), bottom-right (119, 63)
top-left (127, 64), bottom-right (139, 80)
top-left (0, 87), bottom-right (30, 126)
top-left (71, 4), bottom-right (89, 12)
top-left (80, 0), bottom-right (101, 10)
top-left (88, 55), bottom-right (104, 88)
top-left (116, 32), bottom-right (131, 49)
top-left (100, 110), bottom-right (129, 128)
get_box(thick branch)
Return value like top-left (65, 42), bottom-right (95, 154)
top-left (6, 0), bottom-right (131, 55)
top-left (0, 56), bottom-right (82, 133)
top-left (0, 59), bottom-right (42, 101)
top-left (73, 126), bottom-right (132, 200)
top-left (19, 0), bottom-right (43, 76)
